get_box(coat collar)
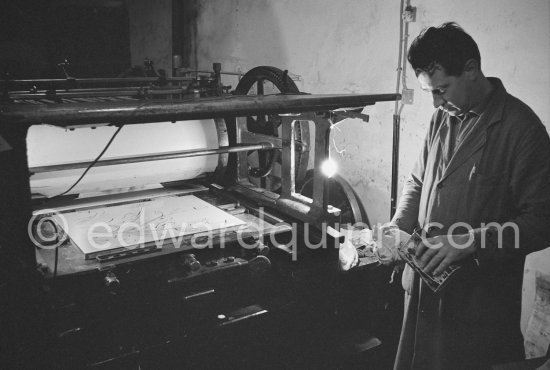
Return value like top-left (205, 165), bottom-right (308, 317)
top-left (438, 78), bottom-right (506, 183)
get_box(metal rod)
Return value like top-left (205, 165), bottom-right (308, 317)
top-left (391, 114), bottom-right (400, 219)
top-left (3, 77), bottom-right (193, 84)
top-left (11, 88), bottom-right (186, 99)
top-left (2, 93), bottom-right (401, 127)
top-left (10, 86), bottom-right (189, 94)
top-left (30, 143), bottom-right (275, 174)
top-left (311, 116), bottom-right (332, 211)
top-left (177, 69), bottom-right (243, 76)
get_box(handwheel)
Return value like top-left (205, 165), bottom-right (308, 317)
top-left (299, 169), bottom-right (370, 227)
top-left (232, 66), bottom-right (310, 192)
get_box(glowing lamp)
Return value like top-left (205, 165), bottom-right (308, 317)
top-left (321, 158), bottom-right (337, 178)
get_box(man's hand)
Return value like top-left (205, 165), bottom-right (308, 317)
top-left (415, 233), bottom-right (477, 276)
top-left (339, 231), bottom-right (359, 271)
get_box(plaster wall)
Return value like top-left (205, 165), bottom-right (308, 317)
top-left (185, 0), bottom-right (550, 225)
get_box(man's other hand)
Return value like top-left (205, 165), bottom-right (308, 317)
top-left (415, 233), bottom-right (477, 276)
top-left (339, 233), bottom-right (359, 271)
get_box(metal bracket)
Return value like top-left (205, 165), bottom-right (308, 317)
top-left (329, 107), bottom-right (369, 124)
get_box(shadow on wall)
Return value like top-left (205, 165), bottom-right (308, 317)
top-left (182, 0), bottom-right (290, 73)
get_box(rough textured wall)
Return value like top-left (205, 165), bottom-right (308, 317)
top-left (128, 0), bottom-right (172, 73)
top-left (183, 0), bottom-right (550, 225)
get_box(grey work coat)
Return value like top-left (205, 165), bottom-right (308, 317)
top-left (392, 78), bottom-right (550, 370)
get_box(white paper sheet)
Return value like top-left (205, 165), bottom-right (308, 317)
top-left (524, 272), bottom-right (550, 359)
top-left (55, 195), bottom-right (246, 258)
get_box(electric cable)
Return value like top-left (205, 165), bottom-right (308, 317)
top-left (398, 3), bottom-right (411, 116)
top-left (394, 0), bottom-right (406, 117)
top-left (391, 0), bottom-right (411, 219)
top-left (50, 125), bottom-right (124, 198)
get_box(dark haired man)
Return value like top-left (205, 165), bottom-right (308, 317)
top-left (391, 22), bottom-right (550, 369)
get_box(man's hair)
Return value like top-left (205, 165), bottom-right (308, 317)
top-left (408, 22), bottom-right (481, 76)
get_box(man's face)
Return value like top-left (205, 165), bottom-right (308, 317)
top-left (417, 66), bottom-right (472, 116)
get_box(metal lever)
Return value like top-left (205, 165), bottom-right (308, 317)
top-left (217, 305), bottom-right (268, 327)
top-left (56, 59), bottom-right (76, 91)
top-left (57, 59), bottom-right (71, 79)
top-left (183, 289), bottom-right (215, 301)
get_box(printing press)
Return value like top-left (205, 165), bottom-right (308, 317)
top-left (0, 65), bottom-right (400, 369)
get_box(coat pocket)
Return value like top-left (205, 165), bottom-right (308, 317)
top-left (473, 171), bottom-right (506, 183)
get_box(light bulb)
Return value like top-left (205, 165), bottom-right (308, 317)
top-left (321, 158), bottom-right (337, 178)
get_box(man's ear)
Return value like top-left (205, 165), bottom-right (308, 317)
top-left (463, 59), bottom-right (480, 79)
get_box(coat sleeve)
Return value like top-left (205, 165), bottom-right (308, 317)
top-left (391, 112), bottom-right (439, 234)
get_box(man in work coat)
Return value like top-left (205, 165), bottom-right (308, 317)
top-left (390, 22), bottom-right (550, 369)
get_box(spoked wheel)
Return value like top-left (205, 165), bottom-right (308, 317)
top-left (300, 169), bottom-right (370, 228)
top-left (232, 66), bottom-right (310, 192)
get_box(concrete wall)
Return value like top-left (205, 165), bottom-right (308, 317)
top-left (181, 0), bottom-right (550, 225)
